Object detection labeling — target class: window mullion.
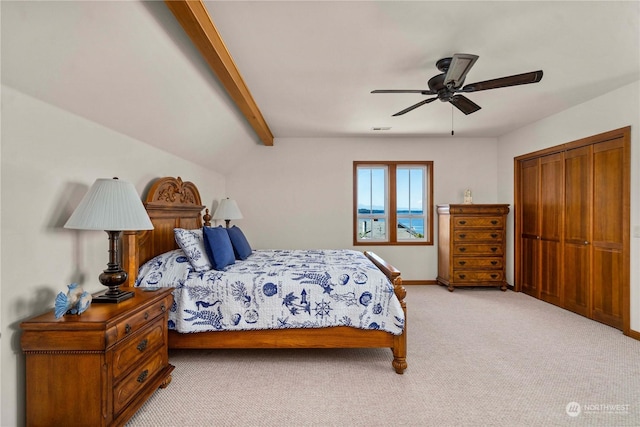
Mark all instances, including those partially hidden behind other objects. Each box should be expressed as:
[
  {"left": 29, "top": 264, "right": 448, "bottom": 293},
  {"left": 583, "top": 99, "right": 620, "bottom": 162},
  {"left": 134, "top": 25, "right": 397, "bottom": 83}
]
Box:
[{"left": 389, "top": 164, "right": 397, "bottom": 242}]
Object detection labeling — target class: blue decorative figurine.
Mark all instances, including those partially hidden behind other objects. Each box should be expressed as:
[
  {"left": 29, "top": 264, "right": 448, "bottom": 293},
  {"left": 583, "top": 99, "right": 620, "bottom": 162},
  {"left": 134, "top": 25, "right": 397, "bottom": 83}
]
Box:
[{"left": 54, "top": 283, "right": 92, "bottom": 318}]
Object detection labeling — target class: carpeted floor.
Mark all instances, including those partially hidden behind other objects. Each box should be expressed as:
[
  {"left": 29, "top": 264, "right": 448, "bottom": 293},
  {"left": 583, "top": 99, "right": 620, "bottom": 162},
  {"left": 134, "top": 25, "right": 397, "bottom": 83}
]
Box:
[{"left": 127, "top": 285, "right": 640, "bottom": 426}]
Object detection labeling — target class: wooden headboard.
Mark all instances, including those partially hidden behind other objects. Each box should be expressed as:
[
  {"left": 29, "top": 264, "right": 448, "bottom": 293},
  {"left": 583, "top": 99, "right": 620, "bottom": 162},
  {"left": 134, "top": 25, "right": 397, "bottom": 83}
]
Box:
[{"left": 122, "top": 177, "right": 209, "bottom": 287}]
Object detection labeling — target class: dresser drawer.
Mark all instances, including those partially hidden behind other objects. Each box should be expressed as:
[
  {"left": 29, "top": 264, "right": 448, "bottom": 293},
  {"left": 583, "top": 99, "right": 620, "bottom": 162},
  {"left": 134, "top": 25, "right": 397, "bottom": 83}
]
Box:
[
  {"left": 113, "top": 317, "right": 165, "bottom": 379},
  {"left": 452, "top": 271, "right": 504, "bottom": 282},
  {"left": 454, "top": 257, "right": 503, "bottom": 269},
  {"left": 113, "top": 351, "right": 166, "bottom": 416},
  {"left": 454, "top": 230, "right": 502, "bottom": 241},
  {"left": 454, "top": 244, "right": 503, "bottom": 255},
  {"left": 115, "top": 296, "right": 169, "bottom": 342},
  {"left": 454, "top": 216, "right": 504, "bottom": 228}
]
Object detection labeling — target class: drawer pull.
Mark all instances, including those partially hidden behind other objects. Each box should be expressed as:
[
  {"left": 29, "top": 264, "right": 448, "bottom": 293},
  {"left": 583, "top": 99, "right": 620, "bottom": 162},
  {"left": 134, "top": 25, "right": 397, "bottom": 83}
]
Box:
[
  {"left": 144, "top": 312, "right": 149, "bottom": 320},
  {"left": 161, "top": 304, "right": 166, "bottom": 313},
  {"left": 137, "top": 339, "right": 148, "bottom": 352},
  {"left": 458, "top": 261, "right": 466, "bottom": 266},
  {"left": 491, "top": 274, "right": 498, "bottom": 279},
  {"left": 491, "top": 233, "right": 498, "bottom": 238},
  {"left": 458, "top": 247, "right": 466, "bottom": 252},
  {"left": 458, "top": 274, "right": 466, "bottom": 279},
  {"left": 125, "top": 324, "right": 131, "bottom": 334},
  {"left": 459, "top": 220, "right": 467, "bottom": 225},
  {"left": 491, "top": 220, "right": 498, "bottom": 225},
  {"left": 459, "top": 234, "right": 466, "bottom": 239},
  {"left": 491, "top": 261, "right": 498, "bottom": 265},
  {"left": 137, "top": 370, "right": 149, "bottom": 383},
  {"left": 490, "top": 247, "right": 498, "bottom": 252}
]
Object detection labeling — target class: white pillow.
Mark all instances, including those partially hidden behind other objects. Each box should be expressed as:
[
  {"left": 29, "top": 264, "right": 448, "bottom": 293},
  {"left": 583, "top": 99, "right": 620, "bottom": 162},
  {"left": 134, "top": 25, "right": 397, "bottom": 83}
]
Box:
[{"left": 174, "top": 228, "right": 212, "bottom": 272}]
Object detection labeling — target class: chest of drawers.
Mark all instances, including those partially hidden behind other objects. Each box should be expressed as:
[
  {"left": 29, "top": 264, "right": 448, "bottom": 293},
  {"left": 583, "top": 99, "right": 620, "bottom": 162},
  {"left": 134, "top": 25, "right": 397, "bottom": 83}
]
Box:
[
  {"left": 21, "top": 287, "right": 174, "bottom": 427},
  {"left": 437, "top": 204, "right": 510, "bottom": 291}
]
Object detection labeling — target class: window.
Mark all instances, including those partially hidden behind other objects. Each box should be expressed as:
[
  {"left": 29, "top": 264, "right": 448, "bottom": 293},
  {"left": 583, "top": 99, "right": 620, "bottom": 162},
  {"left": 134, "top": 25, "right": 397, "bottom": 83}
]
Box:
[{"left": 354, "top": 161, "right": 433, "bottom": 245}]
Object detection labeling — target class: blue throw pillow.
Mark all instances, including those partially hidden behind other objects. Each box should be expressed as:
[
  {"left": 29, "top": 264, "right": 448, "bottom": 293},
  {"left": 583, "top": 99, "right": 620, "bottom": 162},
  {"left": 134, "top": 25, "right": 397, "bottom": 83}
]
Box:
[
  {"left": 203, "top": 226, "right": 236, "bottom": 270},
  {"left": 226, "top": 226, "right": 253, "bottom": 260}
]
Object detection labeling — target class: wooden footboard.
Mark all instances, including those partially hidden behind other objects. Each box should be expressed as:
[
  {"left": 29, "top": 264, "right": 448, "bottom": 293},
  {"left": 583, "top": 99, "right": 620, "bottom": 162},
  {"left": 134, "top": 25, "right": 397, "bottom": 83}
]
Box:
[{"left": 122, "top": 177, "right": 408, "bottom": 373}]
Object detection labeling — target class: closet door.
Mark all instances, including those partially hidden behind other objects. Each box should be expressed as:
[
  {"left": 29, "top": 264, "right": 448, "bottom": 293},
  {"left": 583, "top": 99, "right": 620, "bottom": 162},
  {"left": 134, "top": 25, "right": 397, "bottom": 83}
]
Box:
[
  {"left": 591, "top": 138, "right": 625, "bottom": 329},
  {"left": 539, "top": 153, "right": 563, "bottom": 306},
  {"left": 519, "top": 158, "right": 540, "bottom": 298},
  {"left": 563, "top": 146, "right": 592, "bottom": 318}
]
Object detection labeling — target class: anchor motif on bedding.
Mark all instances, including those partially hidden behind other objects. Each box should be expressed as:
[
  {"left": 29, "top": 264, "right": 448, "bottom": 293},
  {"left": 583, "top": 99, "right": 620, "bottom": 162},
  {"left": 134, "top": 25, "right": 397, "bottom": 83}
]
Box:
[{"left": 291, "top": 272, "right": 334, "bottom": 294}]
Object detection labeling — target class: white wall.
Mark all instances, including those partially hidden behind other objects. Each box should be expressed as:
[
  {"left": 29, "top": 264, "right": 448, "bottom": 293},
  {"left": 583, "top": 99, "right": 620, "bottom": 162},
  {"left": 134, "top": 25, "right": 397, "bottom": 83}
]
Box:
[
  {"left": 497, "top": 80, "right": 640, "bottom": 332},
  {"left": 0, "top": 86, "right": 226, "bottom": 427},
  {"left": 227, "top": 136, "right": 499, "bottom": 281}
]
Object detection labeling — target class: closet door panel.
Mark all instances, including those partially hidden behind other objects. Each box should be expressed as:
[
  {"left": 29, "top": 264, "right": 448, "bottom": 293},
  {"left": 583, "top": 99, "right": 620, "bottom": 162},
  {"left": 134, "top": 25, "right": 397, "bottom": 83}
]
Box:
[
  {"left": 520, "top": 158, "right": 539, "bottom": 297},
  {"left": 563, "top": 146, "right": 592, "bottom": 317},
  {"left": 591, "top": 138, "right": 625, "bottom": 328},
  {"left": 539, "top": 153, "right": 563, "bottom": 306}
]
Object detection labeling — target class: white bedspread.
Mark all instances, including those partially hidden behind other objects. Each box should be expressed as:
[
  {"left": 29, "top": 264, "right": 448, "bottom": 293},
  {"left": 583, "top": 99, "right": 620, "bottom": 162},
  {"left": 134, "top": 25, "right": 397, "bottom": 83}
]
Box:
[{"left": 136, "top": 249, "right": 405, "bottom": 335}]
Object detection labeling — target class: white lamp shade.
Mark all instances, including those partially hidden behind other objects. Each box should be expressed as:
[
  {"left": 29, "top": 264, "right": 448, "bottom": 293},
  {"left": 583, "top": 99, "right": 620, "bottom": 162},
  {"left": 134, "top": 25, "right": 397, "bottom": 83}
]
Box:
[
  {"left": 212, "top": 198, "right": 243, "bottom": 220},
  {"left": 64, "top": 178, "right": 154, "bottom": 231}
]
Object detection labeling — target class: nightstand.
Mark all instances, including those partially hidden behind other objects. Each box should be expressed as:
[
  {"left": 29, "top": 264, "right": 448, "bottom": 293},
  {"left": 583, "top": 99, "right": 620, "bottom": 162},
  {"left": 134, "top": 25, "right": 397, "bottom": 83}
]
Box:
[{"left": 21, "top": 287, "right": 174, "bottom": 427}]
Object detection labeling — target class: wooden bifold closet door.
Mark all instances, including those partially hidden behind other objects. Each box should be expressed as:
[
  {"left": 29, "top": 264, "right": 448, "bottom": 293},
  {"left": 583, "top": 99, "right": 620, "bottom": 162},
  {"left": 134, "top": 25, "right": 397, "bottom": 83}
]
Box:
[{"left": 515, "top": 127, "right": 630, "bottom": 332}]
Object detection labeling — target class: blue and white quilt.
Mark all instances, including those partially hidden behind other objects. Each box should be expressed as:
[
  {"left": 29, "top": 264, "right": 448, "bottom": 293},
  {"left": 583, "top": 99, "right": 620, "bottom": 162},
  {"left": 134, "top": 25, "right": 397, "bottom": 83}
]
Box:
[{"left": 136, "top": 249, "right": 405, "bottom": 335}]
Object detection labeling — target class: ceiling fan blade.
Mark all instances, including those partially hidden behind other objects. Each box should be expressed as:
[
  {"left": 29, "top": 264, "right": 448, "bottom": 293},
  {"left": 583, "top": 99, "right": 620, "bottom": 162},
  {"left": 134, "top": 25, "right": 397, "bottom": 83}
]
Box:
[
  {"left": 450, "top": 95, "right": 481, "bottom": 115},
  {"left": 462, "top": 70, "right": 543, "bottom": 92},
  {"left": 444, "top": 53, "right": 479, "bottom": 88},
  {"left": 392, "top": 97, "right": 438, "bottom": 116},
  {"left": 372, "top": 89, "right": 437, "bottom": 95}
]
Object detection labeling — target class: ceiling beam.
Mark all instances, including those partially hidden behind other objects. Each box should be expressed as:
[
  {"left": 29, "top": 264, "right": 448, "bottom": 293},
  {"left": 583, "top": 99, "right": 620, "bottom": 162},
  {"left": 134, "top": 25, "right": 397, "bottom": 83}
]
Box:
[{"left": 165, "top": 0, "right": 274, "bottom": 146}]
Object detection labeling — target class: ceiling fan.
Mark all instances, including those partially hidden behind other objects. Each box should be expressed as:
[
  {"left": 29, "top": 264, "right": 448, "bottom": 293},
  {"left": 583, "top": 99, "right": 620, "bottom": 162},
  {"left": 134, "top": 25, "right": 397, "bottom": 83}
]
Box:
[{"left": 372, "top": 53, "right": 543, "bottom": 116}]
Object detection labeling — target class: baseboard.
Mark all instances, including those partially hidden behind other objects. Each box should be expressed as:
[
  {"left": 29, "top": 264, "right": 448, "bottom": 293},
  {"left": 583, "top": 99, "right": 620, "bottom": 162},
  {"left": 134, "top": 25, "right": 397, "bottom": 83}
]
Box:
[
  {"left": 403, "top": 280, "right": 438, "bottom": 286},
  {"left": 626, "top": 328, "right": 640, "bottom": 341}
]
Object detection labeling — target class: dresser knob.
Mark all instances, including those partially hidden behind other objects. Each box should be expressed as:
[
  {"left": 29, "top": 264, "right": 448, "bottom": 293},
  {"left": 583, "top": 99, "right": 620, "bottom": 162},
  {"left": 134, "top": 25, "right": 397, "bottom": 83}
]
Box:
[
  {"left": 458, "top": 274, "right": 466, "bottom": 279},
  {"left": 459, "top": 247, "right": 466, "bottom": 252},
  {"left": 491, "top": 247, "right": 498, "bottom": 252},
  {"left": 491, "top": 274, "right": 498, "bottom": 279},
  {"left": 491, "top": 233, "right": 498, "bottom": 238},
  {"left": 125, "top": 324, "right": 131, "bottom": 334},
  {"left": 459, "top": 220, "right": 467, "bottom": 225},
  {"left": 491, "top": 261, "right": 497, "bottom": 265},
  {"left": 491, "top": 220, "right": 498, "bottom": 225},
  {"left": 137, "top": 339, "right": 148, "bottom": 352},
  {"left": 161, "top": 304, "right": 166, "bottom": 313},
  {"left": 144, "top": 312, "right": 149, "bottom": 320},
  {"left": 458, "top": 261, "right": 466, "bottom": 266},
  {"left": 459, "top": 234, "right": 466, "bottom": 239},
  {"left": 137, "top": 370, "right": 149, "bottom": 383}
]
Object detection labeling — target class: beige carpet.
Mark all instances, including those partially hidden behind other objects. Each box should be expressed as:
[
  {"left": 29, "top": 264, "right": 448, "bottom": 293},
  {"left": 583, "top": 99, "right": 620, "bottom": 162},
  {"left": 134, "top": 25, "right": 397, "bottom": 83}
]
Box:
[{"left": 127, "top": 286, "right": 640, "bottom": 426}]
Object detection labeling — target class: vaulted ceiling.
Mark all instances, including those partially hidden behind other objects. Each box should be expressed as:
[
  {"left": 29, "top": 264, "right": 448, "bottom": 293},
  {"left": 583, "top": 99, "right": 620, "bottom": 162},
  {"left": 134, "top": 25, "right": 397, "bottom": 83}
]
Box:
[{"left": 3, "top": 1, "right": 639, "bottom": 173}]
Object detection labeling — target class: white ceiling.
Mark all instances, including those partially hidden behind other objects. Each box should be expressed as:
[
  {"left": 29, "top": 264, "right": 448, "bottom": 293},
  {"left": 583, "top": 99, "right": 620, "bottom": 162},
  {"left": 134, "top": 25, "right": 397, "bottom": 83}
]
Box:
[
  {"left": 206, "top": 0, "right": 640, "bottom": 138},
  {"left": 3, "top": 1, "right": 639, "bottom": 172}
]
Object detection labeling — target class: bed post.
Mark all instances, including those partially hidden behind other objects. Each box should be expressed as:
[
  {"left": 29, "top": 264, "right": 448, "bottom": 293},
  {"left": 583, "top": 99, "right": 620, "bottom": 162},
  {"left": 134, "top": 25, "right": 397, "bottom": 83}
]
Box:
[
  {"left": 363, "top": 251, "right": 408, "bottom": 374},
  {"left": 122, "top": 231, "right": 139, "bottom": 288}
]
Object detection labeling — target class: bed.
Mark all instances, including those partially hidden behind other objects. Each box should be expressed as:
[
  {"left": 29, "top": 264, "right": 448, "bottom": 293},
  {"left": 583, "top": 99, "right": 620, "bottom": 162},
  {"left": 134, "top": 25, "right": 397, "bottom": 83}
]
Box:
[{"left": 122, "top": 176, "right": 407, "bottom": 374}]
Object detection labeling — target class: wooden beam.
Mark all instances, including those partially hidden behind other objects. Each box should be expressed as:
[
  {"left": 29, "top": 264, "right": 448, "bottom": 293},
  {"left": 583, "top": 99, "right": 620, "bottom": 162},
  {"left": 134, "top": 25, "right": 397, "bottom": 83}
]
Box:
[{"left": 165, "top": 0, "right": 274, "bottom": 146}]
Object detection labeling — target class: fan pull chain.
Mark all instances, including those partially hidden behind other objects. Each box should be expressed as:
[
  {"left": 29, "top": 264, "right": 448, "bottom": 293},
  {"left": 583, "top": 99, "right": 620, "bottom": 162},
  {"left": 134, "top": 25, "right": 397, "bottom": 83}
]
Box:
[{"left": 451, "top": 106, "right": 454, "bottom": 136}]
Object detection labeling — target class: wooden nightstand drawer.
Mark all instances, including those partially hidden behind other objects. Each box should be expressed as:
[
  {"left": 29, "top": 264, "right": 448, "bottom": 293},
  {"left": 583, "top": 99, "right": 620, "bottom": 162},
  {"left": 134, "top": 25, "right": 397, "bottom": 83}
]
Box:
[
  {"left": 454, "top": 230, "right": 502, "bottom": 241},
  {"left": 113, "top": 351, "right": 166, "bottom": 416},
  {"left": 454, "top": 216, "right": 504, "bottom": 228},
  {"left": 113, "top": 317, "right": 165, "bottom": 379},
  {"left": 452, "top": 270, "right": 504, "bottom": 282},
  {"left": 115, "top": 296, "right": 169, "bottom": 342},
  {"left": 454, "top": 257, "right": 503, "bottom": 269}
]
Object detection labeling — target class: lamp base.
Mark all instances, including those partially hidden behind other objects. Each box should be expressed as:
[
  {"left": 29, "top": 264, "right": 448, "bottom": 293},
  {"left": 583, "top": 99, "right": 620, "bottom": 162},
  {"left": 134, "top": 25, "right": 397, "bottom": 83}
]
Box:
[{"left": 92, "top": 289, "right": 135, "bottom": 304}]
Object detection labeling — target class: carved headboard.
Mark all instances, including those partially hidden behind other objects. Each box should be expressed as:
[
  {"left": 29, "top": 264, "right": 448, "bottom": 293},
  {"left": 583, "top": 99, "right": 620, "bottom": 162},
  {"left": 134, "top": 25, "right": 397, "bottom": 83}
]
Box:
[{"left": 122, "top": 177, "right": 209, "bottom": 287}]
